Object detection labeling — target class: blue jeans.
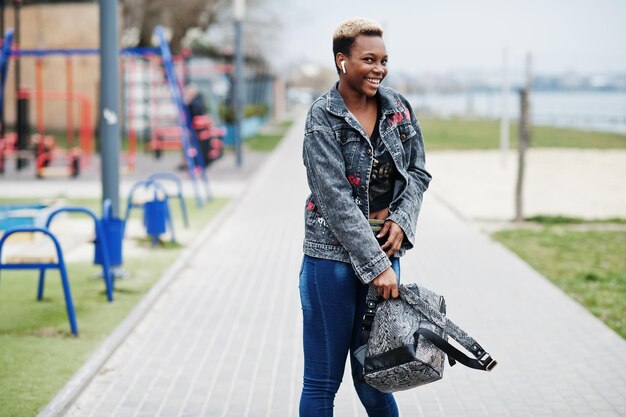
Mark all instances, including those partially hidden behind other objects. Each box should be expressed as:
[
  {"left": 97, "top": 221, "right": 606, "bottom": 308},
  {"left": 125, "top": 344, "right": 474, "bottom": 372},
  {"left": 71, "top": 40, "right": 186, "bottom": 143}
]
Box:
[{"left": 299, "top": 255, "right": 401, "bottom": 417}]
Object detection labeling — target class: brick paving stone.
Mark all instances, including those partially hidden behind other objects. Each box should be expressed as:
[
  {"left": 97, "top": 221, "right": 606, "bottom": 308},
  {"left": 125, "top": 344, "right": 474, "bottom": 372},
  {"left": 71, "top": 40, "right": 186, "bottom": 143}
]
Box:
[
  {"left": 60, "top": 110, "right": 626, "bottom": 417},
  {"left": 510, "top": 411, "right": 533, "bottom": 417}
]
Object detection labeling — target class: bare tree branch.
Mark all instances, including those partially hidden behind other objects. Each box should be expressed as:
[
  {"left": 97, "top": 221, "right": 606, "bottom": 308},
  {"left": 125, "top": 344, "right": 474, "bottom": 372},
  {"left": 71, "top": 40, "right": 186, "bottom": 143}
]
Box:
[{"left": 27, "top": 0, "right": 275, "bottom": 56}]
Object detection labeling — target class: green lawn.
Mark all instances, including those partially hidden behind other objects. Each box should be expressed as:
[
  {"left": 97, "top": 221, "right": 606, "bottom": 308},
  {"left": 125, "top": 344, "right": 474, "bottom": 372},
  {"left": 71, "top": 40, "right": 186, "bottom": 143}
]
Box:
[
  {"left": 421, "top": 117, "right": 626, "bottom": 150},
  {"left": 493, "top": 227, "right": 626, "bottom": 339},
  {"left": 0, "top": 197, "right": 229, "bottom": 417},
  {"left": 245, "top": 120, "right": 294, "bottom": 152}
]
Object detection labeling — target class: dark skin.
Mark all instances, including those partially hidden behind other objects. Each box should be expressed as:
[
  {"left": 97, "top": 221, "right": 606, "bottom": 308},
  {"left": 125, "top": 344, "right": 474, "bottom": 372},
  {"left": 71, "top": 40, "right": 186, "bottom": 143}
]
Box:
[{"left": 336, "top": 34, "right": 402, "bottom": 300}]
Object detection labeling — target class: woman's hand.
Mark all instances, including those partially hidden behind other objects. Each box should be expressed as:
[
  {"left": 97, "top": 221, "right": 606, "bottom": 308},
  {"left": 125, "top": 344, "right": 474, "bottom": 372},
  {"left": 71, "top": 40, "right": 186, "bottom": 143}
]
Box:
[
  {"left": 377, "top": 220, "right": 404, "bottom": 257},
  {"left": 372, "top": 267, "right": 399, "bottom": 299}
]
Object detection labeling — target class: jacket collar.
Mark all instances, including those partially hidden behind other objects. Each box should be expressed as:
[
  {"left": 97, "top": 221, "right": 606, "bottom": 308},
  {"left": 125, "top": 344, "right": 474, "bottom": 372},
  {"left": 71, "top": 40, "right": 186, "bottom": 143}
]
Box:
[{"left": 325, "top": 82, "right": 405, "bottom": 119}]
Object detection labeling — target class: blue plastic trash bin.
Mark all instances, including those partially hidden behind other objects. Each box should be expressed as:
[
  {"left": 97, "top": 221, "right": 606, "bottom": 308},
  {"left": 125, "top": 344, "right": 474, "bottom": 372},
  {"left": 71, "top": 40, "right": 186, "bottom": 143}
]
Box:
[
  {"left": 95, "top": 217, "right": 124, "bottom": 267},
  {"left": 144, "top": 199, "right": 168, "bottom": 243}
]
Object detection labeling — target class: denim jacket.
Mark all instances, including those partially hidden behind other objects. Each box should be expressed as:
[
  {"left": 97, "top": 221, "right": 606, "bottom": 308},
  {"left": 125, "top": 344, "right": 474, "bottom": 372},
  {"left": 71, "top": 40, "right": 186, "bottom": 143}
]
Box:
[{"left": 302, "top": 83, "right": 432, "bottom": 284}]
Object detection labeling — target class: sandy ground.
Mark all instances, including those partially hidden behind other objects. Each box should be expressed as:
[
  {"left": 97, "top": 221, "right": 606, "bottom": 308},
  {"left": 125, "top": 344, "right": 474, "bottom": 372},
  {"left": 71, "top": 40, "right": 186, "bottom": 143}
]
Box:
[{"left": 426, "top": 148, "right": 626, "bottom": 222}]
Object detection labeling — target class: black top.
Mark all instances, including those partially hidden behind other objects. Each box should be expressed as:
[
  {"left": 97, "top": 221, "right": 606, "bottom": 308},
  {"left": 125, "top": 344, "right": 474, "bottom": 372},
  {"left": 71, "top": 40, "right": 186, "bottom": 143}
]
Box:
[{"left": 368, "top": 104, "right": 398, "bottom": 212}]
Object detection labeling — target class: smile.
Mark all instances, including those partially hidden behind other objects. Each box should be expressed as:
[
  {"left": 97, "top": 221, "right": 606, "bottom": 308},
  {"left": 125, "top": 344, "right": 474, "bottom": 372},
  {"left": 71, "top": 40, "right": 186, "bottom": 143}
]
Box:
[{"left": 366, "top": 78, "right": 381, "bottom": 86}]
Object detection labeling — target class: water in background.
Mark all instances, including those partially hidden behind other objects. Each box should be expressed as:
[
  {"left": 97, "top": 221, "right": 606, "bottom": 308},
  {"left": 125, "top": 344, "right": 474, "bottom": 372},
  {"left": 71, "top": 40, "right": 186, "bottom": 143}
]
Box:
[{"left": 408, "top": 91, "right": 626, "bottom": 134}]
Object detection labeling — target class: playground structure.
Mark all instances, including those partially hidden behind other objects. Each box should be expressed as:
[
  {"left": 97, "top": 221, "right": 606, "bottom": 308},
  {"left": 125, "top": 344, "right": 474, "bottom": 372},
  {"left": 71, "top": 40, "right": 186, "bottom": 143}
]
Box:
[
  {"left": 0, "top": 23, "right": 280, "bottom": 183},
  {"left": 0, "top": 30, "right": 97, "bottom": 177},
  {"left": 0, "top": 27, "right": 229, "bottom": 203},
  {"left": 122, "top": 50, "right": 227, "bottom": 167}
]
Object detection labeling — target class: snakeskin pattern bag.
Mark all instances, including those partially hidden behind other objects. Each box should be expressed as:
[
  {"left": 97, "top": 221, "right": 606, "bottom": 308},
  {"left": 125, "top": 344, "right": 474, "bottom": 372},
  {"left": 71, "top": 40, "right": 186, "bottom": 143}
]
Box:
[{"left": 354, "top": 283, "right": 497, "bottom": 393}]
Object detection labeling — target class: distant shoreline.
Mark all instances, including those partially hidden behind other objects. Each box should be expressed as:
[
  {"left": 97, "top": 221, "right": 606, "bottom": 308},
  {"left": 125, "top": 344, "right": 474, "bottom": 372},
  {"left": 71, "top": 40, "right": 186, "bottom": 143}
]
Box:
[{"left": 409, "top": 90, "right": 626, "bottom": 134}]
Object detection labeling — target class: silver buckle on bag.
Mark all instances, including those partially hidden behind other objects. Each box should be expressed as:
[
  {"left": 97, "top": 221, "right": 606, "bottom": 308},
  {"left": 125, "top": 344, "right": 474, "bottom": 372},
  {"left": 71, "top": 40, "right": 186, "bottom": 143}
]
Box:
[{"left": 479, "top": 353, "right": 497, "bottom": 371}]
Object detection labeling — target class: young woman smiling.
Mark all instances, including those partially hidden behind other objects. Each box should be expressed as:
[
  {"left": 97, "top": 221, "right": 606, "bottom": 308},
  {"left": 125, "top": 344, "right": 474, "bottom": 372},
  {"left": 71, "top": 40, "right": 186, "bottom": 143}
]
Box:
[{"left": 299, "top": 17, "right": 432, "bottom": 416}]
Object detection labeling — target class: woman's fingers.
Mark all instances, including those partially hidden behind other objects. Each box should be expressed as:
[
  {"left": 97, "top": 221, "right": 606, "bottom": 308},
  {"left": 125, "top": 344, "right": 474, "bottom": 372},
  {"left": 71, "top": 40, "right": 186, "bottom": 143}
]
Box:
[
  {"left": 376, "top": 221, "right": 390, "bottom": 239},
  {"left": 373, "top": 268, "right": 399, "bottom": 300},
  {"left": 380, "top": 221, "right": 404, "bottom": 256},
  {"left": 391, "top": 285, "right": 399, "bottom": 299},
  {"left": 381, "top": 282, "right": 399, "bottom": 300}
]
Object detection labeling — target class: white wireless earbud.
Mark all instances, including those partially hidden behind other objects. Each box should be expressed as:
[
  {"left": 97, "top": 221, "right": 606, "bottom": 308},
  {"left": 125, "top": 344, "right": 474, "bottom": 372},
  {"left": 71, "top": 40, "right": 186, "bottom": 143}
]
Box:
[{"left": 341, "top": 61, "right": 346, "bottom": 74}]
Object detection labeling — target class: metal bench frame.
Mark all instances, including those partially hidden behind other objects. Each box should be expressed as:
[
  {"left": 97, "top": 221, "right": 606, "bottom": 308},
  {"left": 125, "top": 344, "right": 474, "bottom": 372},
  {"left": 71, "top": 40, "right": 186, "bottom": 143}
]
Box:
[
  {"left": 0, "top": 227, "right": 78, "bottom": 335},
  {"left": 44, "top": 206, "right": 115, "bottom": 302}
]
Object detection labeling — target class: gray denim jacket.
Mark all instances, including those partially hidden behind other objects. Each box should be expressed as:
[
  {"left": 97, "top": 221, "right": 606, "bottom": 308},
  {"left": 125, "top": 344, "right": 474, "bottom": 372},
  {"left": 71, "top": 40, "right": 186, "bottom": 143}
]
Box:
[{"left": 302, "top": 83, "right": 432, "bottom": 284}]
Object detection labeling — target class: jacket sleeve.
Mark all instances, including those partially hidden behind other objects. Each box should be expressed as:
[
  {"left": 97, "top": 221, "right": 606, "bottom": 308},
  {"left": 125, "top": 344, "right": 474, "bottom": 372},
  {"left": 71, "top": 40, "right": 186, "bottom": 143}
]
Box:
[
  {"left": 387, "top": 101, "right": 432, "bottom": 249},
  {"left": 303, "top": 124, "right": 391, "bottom": 284}
]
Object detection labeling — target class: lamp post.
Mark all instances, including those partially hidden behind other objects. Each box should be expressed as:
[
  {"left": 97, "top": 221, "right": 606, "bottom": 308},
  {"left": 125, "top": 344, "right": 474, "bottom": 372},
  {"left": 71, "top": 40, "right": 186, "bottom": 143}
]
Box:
[
  {"left": 233, "top": 0, "right": 245, "bottom": 167},
  {"left": 99, "top": 0, "right": 121, "bottom": 216}
]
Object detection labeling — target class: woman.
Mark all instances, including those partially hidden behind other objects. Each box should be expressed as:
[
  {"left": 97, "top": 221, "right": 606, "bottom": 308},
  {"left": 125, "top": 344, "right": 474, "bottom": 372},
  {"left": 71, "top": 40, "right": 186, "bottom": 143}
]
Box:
[{"left": 299, "top": 17, "right": 432, "bottom": 416}]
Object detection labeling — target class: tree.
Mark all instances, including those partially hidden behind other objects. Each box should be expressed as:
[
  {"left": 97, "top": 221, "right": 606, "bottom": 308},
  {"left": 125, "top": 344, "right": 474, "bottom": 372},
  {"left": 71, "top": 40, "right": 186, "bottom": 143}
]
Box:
[{"left": 121, "top": 0, "right": 276, "bottom": 56}]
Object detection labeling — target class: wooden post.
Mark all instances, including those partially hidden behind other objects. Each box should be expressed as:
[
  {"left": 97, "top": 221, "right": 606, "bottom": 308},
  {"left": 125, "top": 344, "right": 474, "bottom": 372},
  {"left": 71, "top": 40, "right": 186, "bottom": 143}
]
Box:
[
  {"left": 514, "top": 53, "right": 532, "bottom": 222},
  {"left": 515, "top": 88, "right": 529, "bottom": 221},
  {"left": 500, "top": 48, "right": 509, "bottom": 166}
]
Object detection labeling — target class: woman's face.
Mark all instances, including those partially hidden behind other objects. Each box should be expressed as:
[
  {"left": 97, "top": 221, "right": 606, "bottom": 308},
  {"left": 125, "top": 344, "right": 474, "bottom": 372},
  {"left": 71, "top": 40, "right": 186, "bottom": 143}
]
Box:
[{"left": 341, "top": 35, "right": 388, "bottom": 97}]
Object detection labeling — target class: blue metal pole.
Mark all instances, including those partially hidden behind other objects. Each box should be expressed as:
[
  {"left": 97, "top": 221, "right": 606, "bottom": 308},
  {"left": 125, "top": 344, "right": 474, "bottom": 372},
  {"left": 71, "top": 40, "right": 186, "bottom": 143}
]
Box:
[
  {"left": 99, "top": 0, "right": 121, "bottom": 217},
  {"left": 234, "top": 18, "right": 244, "bottom": 168},
  {"left": 13, "top": 0, "right": 19, "bottom": 95},
  {"left": 0, "top": 0, "right": 5, "bottom": 138}
]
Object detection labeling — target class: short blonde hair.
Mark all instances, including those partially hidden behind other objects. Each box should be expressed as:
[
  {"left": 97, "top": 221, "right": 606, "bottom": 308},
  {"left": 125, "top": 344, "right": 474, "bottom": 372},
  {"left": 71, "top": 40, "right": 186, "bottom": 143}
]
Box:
[
  {"left": 332, "top": 17, "right": 383, "bottom": 43},
  {"left": 332, "top": 18, "right": 383, "bottom": 72}
]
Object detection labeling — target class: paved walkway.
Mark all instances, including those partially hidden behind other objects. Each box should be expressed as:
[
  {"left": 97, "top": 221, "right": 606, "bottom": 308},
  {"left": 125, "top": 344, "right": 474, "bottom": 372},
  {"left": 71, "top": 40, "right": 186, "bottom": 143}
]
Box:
[{"left": 47, "top": 114, "right": 626, "bottom": 416}]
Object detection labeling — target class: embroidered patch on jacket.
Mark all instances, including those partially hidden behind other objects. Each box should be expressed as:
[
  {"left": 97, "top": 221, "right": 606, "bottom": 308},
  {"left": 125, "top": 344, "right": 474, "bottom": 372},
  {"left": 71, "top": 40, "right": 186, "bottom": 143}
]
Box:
[
  {"left": 348, "top": 175, "right": 361, "bottom": 185},
  {"left": 306, "top": 201, "right": 321, "bottom": 213},
  {"left": 388, "top": 108, "right": 412, "bottom": 127}
]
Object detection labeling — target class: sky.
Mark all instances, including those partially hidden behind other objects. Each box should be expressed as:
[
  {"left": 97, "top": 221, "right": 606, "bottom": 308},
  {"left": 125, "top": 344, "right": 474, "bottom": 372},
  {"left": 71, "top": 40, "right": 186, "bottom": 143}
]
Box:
[{"left": 267, "top": 0, "right": 626, "bottom": 76}]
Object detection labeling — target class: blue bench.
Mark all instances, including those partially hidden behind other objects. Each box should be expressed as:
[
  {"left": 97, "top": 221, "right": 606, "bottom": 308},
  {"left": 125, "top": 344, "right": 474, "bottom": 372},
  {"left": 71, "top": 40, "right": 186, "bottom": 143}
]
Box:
[{"left": 0, "top": 227, "right": 78, "bottom": 335}]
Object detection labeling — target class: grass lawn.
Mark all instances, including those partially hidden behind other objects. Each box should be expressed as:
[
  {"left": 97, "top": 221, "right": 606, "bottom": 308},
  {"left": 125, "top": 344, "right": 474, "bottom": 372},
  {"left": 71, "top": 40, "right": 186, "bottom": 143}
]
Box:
[
  {"left": 0, "top": 197, "right": 229, "bottom": 417},
  {"left": 421, "top": 117, "right": 626, "bottom": 150},
  {"left": 245, "top": 119, "right": 294, "bottom": 152},
  {"left": 492, "top": 226, "right": 626, "bottom": 339}
]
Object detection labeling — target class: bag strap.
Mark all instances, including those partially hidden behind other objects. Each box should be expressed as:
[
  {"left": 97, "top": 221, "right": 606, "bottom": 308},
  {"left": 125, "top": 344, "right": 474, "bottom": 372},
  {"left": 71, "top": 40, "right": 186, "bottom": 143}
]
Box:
[
  {"left": 415, "top": 328, "right": 497, "bottom": 371},
  {"left": 360, "top": 297, "right": 378, "bottom": 346},
  {"left": 399, "top": 285, "right": 497, "bottom": 371}
]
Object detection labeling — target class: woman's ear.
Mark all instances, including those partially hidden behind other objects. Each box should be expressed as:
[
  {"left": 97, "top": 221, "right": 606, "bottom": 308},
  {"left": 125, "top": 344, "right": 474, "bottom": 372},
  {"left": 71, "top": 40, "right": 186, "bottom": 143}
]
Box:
[{"left": 335, "top": 53, "right": 346, "bottom": 73}]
